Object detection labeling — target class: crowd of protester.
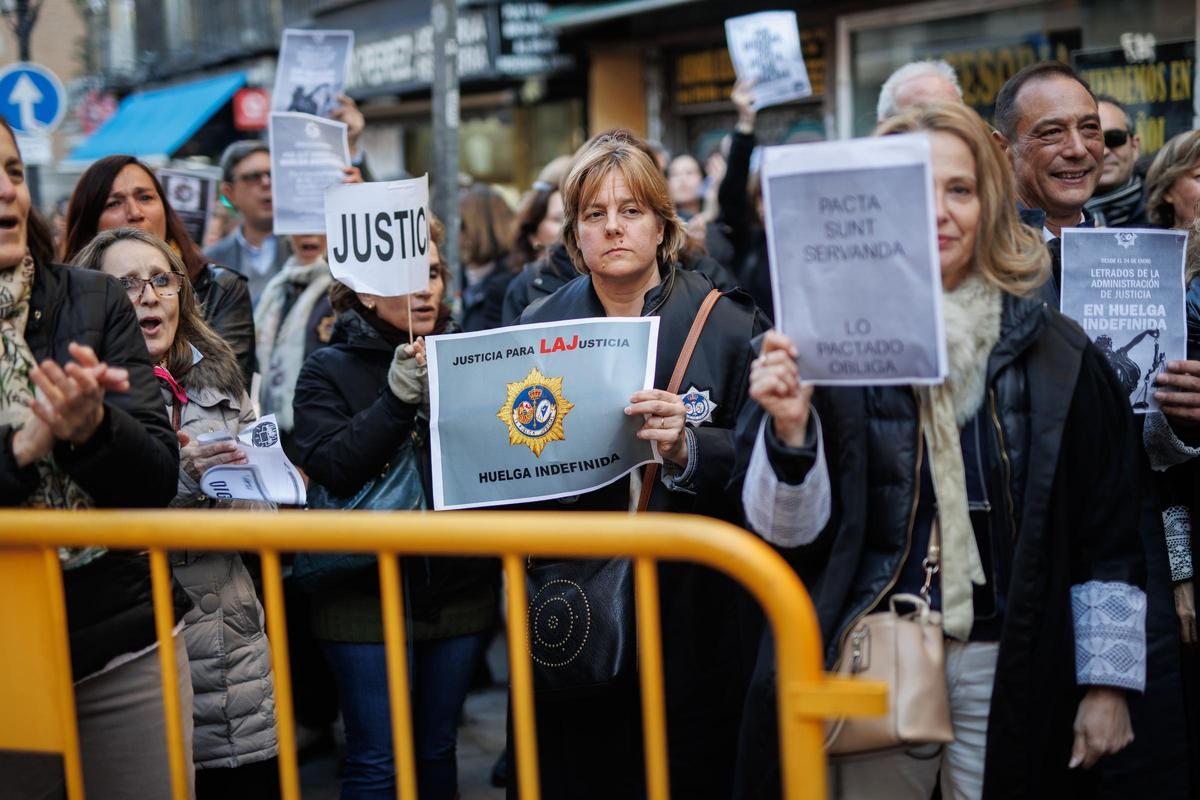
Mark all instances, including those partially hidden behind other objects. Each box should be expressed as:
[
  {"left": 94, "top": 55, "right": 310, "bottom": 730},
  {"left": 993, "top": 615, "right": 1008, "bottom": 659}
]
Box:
[{"left": 1, "top": 57, "right": 1199, "bottom": 800}]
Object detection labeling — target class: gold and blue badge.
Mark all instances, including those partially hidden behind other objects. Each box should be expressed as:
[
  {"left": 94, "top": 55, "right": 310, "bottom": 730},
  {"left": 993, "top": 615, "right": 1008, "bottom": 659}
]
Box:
[
  {"left": 498, "top": 366, "right": 574, "bottom": 457},
  {"left": 682, "top": 385, "right": 717, "bottom": 427}
]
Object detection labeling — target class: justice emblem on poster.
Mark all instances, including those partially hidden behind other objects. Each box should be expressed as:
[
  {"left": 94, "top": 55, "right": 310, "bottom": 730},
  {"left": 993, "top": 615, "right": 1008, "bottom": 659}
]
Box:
[{"left": 499, "top": 367, "right": 574, "bottom": 457}]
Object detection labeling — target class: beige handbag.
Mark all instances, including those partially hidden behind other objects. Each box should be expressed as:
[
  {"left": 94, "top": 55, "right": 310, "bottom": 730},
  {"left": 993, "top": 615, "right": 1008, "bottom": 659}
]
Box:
[{"left": 825, "top": 521, "right": 954, "bottom": 755}]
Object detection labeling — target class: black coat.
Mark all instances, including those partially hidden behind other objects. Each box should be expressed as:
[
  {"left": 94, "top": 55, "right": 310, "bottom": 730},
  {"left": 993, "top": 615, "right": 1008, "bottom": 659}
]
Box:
[
  {"left": 515, "top": 266, "right": 770, "bottom": 799},
  {"left": 193, "top": 263, "right": 255, "bottom": 390},
  {"left": 462, "top": 259, "right": 517, "bottom": 332},
  {"left": 291, "top": 310, "right": 497, "bottom": 632},
  {"left": 0, "top": 261, "right": 183, "bottom": 680},
  {"left": 716, "top": 129, "right": 773, "bottom": 322},
  {"left": 732, "top": 293, "right": 1147, "bottom": 799},
  {"left": 502, "top": 243, "right": 577, "bottom": 326}
]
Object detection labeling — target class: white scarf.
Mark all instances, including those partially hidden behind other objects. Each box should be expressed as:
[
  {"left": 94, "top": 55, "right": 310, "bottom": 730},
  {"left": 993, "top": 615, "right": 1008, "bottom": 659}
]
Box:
[
  {"left": 254, "top": 256, "right": 332, "bottom": 432},
  {"left": 917, "top": 272, "right": 1003, "bottom": 640}
]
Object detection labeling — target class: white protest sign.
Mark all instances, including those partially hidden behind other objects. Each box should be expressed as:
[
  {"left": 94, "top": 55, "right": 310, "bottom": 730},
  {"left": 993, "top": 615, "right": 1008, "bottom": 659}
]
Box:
[
  {"left": 1060, "top": 228, "right": 1187, "bottom": 413},
  {"left": 324, "top": 175, "right": 431, "bottom": 297},
  {"left": 268, "top": 111, "right": 349, "bottom": 234},
  {"left": 427, "top": 317, "right": 660, "bottom": 510},
  {"left": 200, "top": 415, "right": 306, "bottom": 505},
  {"left": 762, "top": 132, "right": 946, "bottom": 385},
  {"left": 273, "top": 29, "right": 355, "bottom": 118},
  {"left": 725, "top": 11, "right": 812, "bottom": 110}
]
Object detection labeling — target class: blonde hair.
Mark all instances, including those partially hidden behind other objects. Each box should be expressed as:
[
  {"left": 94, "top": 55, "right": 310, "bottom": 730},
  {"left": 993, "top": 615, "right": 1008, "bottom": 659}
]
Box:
[
  {"left": 876, "top": 102, "right": 1050, "bottom": 297},
  {"left": 1187, "top": 216, "right": 1200, "bottom": 286},
  {"left": 1145, "top": 130, "right": 1200, "bottom": 228},
  {"left": 560, "top": 129, "right": 687, "bottom": 274},
  {"left": 71, "top": 227, "right": 236, "bottom": 382}
]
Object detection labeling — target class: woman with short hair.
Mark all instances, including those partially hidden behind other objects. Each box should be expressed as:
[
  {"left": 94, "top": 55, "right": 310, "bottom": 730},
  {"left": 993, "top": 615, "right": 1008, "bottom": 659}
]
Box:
[
  {"left": 513, "top": 128, "right": 769, "bottom": 799},
  {"left": 733, "top": 102, "right": 1146, "bottom": 799},
  {"left": 72, "top": 226, "right": 280, "bottom": 799}
]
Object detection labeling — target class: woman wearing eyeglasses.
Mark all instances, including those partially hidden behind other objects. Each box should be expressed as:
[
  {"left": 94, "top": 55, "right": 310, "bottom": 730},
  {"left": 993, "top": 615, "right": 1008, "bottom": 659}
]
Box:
[{"left": 72, "top": 227, "right": 281, "bottom": 800}]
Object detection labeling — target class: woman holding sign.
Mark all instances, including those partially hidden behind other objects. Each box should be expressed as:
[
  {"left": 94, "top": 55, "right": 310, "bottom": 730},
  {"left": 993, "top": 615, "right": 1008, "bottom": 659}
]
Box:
[
  {"left": 515, "top": 128, "right": 770, "bottom": 799},
  {"left": 733, "top": 102, "right": 1146, "bottom": 799},
  {"left": 292, "top": 217, "right": 498, "bottom": 800}
]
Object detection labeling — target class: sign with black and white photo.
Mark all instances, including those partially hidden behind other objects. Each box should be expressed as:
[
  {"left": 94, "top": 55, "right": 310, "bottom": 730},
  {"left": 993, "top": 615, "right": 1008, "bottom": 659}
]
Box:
[
  {"left": 323, "top": 175, "right": 430, "bottom": 297},
  {"left": 427, "top": 318, "right": 660, "bottom": 510},
  {"left": 157, "top": 167, "right": 218, "bottom": 246},
  {"left": 1060, "top": 228, "right": 1187, "bottom": 413},
  {"left": 273, "top": 29, "right": 355, "bottom": 118},
  {"left": 762, "top": 133, "right": 946, "bottom": 385},
  {"left": 724, "top": 10, "right": 812, "bottom": 110},
  {"left": 268, "top": 112, "right": 349, "bottom": 235}
]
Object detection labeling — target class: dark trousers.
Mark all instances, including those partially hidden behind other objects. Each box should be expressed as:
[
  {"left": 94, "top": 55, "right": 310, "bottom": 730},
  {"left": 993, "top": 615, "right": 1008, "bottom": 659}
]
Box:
[{"left": 195, "top": 758, "right": 280, "bottom": 800}]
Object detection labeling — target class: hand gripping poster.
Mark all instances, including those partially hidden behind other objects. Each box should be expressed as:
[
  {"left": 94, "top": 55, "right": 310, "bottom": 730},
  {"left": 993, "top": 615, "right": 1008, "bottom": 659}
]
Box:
[
  {"left": 761, "top": 132, "right": 947, "bottom": 385},
  {"left": 427, "top": 318, "right": 660, "bottom": 510},
  {"left": 1060, "top": 228, "right": 1187, "bottom": 413}
]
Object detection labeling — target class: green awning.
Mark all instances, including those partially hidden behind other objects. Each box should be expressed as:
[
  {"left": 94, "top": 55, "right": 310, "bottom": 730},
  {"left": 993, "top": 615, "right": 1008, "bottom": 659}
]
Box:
[{"left": 542, "top": 0, "right": 700, "bottom": 32}]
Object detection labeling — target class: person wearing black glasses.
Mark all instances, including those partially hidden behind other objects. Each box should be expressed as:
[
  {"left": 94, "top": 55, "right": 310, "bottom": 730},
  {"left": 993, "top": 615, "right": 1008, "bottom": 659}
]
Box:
[{"left": 1084, "top": 95, "right": 1148, "bottom": 228}]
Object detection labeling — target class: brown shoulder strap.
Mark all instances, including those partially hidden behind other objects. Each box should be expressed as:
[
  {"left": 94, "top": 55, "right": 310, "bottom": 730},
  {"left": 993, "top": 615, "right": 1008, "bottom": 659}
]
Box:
[{"left": 637, "top": 288, "right": 722, "bottom": 512}]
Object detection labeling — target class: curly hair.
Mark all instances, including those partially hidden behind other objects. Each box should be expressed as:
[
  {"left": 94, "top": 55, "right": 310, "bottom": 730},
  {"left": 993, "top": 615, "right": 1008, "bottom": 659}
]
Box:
[
  {"left": 560, "top": 129, "right": 687, "bottom": 275},
  {"left": 876, "top": 102, "right": 1050, "bottom": 297}
]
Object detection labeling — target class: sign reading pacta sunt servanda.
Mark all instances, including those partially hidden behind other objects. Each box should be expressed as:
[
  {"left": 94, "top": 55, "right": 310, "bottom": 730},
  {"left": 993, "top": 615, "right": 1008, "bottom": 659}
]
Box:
[
  {"left": 762, "top": 132, "right": 947, "bottom": 385},
  {"left": 323, "top": 175, "right": 431, "bottom": 297},
  {"left": 427, "top": 317, "right": 660, "bottom": 510}
]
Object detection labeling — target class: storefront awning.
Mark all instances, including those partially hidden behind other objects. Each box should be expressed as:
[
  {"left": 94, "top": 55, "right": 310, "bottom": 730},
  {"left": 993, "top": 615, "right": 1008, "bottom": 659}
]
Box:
[
  {"left": 542, "top": 0, "right": 700, "bottom": 32},
  {"left": 67, "top": 72, "right": 246, "bottom": 164}
]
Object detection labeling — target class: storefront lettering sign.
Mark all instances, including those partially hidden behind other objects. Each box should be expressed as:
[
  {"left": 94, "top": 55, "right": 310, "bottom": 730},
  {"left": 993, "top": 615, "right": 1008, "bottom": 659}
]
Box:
[
  {"left": 1073, "top": 40, "right": 1195, "bottom": 155},
  {"left": 348, "top": 12, "right": 492, "bottom": 92},
  {"left": 497, "top": 3, "right": 574, "bottom": 75}
]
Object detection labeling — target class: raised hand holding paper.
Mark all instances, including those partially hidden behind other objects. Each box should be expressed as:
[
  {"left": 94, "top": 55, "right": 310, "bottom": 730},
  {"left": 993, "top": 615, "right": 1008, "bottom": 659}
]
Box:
[
  {"left": 1059, "top": 228, "right": 1187, "bottom": 413},
  {"left": 324, "top": 175, "right": 431, "bottom": 297},
  {"left": 427, "top": 317, "right": 660, "bottom": 510},
  {"left": 762, "top": 132, "right": 946, "bottom": 384},
  {"left": 724, "top": 11, "right": 812, "bottom": 110},
  {"left": 273, "top": 29, "right": 355, "bottom": 118},
  {"left": 269, "top": 112, "right": 350, "bottom": 234}
]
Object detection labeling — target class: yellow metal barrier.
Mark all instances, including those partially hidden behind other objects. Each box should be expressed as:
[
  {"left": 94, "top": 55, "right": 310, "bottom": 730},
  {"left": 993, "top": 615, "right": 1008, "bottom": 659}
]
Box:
[{"left": 0, "top": 510, "right": 887, "bottom": 800}]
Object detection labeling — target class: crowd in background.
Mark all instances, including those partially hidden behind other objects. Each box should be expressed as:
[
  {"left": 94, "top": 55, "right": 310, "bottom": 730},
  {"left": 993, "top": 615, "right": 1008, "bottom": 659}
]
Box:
[{"left": 1, "top": 53, "right": 1200, "bottom": 800}]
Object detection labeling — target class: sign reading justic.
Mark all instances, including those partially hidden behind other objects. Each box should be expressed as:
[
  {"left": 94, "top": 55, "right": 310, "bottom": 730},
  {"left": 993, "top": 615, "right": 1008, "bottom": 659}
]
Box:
[
  {"left": 269, "top": 112, "right": 349, "bottom": 235},
  {"left": 724, "top": 11, "right": 812, "bottom": 110},
  {"left": 273, "top": 29, "right": 355, "bottom": 118},
  {"left": 762, "top": 132, "right": 946, "bottom": 385},
  {"left": 324, "top": 175, "right": 431, "bottom": 297},
  {"left": 1060, "top": 228, "right": 1187, "bottom": 413},
  {"left": 427, "top": 318, "right": 660, "bottom": 510}
]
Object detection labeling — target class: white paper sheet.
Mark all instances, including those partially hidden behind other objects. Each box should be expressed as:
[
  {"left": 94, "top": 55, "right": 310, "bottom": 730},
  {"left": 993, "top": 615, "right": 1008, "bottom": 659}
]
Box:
[{"left": 200, "top": 415, "right": 306, "bottom": 506}]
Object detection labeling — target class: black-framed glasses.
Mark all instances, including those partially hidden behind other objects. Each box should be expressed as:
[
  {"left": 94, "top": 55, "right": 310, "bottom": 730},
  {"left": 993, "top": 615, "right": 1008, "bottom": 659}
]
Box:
[
  {"left": 118, "top": 272, "right": 184, "bottom": 299},
  {"left": 1104, "top": 129, "right": 1131, "bottom": 149},
  {"left": 234, "top": 169, "right": 271, "bottom": 185}
]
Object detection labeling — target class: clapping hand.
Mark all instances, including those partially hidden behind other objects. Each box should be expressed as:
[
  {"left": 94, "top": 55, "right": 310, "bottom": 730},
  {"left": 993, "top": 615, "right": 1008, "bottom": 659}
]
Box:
[{"left": 27, "top": 343, "right": 127, "bottom": 446}]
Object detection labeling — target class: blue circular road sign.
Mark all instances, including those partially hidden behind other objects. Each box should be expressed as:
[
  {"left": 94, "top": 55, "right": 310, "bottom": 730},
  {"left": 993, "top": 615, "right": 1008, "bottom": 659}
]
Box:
[{"left": 0, "top": 62, "right": 66, "bottom": 134}]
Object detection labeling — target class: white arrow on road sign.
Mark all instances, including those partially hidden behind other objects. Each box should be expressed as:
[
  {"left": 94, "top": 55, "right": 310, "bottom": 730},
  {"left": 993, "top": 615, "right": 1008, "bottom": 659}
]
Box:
[{"left": 9, "top": 74, "right": 44, "bottom": 132}]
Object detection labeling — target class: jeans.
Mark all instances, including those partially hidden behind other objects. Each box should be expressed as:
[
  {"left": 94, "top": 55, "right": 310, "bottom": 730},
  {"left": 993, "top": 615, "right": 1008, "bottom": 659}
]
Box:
[{"left": 321, "top": 632, "right": 489, "bottom": 800}]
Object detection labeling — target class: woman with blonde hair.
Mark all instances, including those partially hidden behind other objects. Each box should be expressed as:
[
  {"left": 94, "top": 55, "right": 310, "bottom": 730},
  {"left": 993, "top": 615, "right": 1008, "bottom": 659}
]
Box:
[
  {"left": 1145, "top": 130, "right": 1200, "bottom": 229},
  {"left": 513, "top": 128, "right": 769, "bottom": 798},
  {"left": 733, "top": 101, "right": 1145, "bottom": 799}
]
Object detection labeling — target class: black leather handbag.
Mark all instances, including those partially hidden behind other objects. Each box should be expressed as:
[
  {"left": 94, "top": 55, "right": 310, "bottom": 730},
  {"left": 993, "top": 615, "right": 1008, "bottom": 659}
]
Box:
[{"left": 524, "top": 288, "right": 723, "bottom": 698}]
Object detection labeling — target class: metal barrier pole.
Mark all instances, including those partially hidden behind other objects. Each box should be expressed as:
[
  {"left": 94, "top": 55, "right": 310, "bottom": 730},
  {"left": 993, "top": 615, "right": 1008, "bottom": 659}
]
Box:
[
  {"left": 148, "top": 549, "right": 190, "bottom": 800},
  {"left": 260, "top": 550, "right": 301, "bottom": 800},
  {"left": 378, "top": 553, "right": 419, "bottom": 800},
  {"left": 503, "top": 554, "right": 541, "bottom": 800},
  {"left": 635, "top": 557, "right": 670, "bottom": 800}
]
